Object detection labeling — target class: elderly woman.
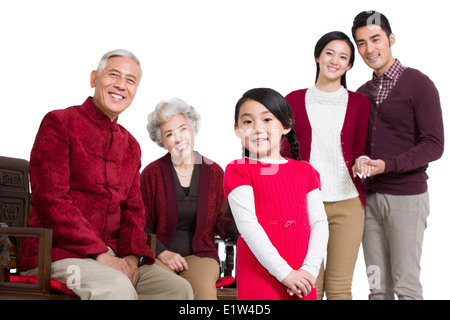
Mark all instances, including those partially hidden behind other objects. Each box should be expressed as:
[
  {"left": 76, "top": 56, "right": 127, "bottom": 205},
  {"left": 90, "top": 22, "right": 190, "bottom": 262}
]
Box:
[{"left": 140, "top": 98, "right": 238, "bottom": 300}]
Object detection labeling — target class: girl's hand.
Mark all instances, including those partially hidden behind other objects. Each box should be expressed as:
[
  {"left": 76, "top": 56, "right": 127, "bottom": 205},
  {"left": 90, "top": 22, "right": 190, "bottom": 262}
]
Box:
[{"left": 282, "top": 269, "right": 315, "bottom": 298}]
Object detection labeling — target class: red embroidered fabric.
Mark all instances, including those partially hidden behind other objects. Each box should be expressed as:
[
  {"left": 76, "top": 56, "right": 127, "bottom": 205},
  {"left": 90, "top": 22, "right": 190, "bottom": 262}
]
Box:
[
  {"left": 9, "top": 275, "right": 75, "bottom": 295},
  {"left": 215, "top": 276, "right": 235, "bottom": 288},
  {"left": 11, "top": 274, "right": 233, "bottom": 292}
]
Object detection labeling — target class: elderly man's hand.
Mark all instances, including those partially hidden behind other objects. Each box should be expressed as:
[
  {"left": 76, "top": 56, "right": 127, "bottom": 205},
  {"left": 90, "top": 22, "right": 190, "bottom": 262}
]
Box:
[
  {"left": 123, "top": 255, "right": 140, "bottom": 286},
  {"left": 96, "top": 253, "right": 140, "bottom": 286}
]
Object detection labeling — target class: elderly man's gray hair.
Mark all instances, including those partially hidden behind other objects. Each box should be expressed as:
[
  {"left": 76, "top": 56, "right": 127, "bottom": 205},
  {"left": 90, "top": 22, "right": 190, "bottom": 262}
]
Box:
[
  {"left": 147, "top": 98, "right": 201, "bottom": 148},
  {"left": 96, "top": 49, "right": 141, "bottom": 73}
]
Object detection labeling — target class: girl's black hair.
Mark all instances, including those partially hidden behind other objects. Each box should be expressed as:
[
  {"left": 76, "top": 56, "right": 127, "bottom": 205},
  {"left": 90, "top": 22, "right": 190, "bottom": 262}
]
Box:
[
  {"left": 234, "top": 88, "right": 301, "bottom": 161},
  {"left": 314, "top": 31, "right": 355, "bottom": 88}
]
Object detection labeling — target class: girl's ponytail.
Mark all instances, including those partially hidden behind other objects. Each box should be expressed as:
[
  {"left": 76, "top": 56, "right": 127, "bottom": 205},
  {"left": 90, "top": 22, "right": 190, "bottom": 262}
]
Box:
[{"left": 286, "top": 126, "right": 301, "bottom": 161}]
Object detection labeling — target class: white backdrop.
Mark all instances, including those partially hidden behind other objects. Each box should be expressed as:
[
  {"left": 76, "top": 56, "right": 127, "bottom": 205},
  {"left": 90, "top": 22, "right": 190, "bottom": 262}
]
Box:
[{"left": 1, "top": 0, "right": 448, "bottom": 300}]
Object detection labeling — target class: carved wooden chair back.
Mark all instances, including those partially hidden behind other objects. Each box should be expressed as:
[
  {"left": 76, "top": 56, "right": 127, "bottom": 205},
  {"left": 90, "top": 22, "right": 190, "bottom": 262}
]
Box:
[{"left": 0, "top": 155, "right": 77, "bottom": 299}]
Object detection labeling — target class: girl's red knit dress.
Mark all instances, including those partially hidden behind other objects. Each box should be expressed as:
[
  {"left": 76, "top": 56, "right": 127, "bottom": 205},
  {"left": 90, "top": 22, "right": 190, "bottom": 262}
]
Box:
[{"left": 224, "top": 157, "right": 320, "bottom": 300}]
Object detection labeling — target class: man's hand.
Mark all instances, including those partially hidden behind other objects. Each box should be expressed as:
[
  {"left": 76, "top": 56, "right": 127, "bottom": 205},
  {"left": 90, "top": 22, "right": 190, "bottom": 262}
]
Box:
[
  {"left": 353, "top": 157, "right": 386, "bottom": 178},
  {"left": 96, "top": 253, "right": 140, "bottom": 286},
  {"left": 365, "top": 159, "right": 385, "bottom": 176},
  {"left": 123, "top": 255, "right": 140, "bottom": 286}
]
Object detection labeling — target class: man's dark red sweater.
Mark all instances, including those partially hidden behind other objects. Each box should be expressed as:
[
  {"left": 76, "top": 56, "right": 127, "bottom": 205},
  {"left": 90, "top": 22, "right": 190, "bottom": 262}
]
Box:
[{"left": 357, "top": 67, "right": 444, "bottom": 195}]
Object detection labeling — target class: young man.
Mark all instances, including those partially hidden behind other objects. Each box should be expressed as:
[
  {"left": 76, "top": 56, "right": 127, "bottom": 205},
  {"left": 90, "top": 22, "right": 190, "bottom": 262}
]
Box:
[
  {"left": 351, "top": 11, "right": 444, "bottom": 300},
  {"left": 20, "top": 49, "right": 193, "bottom": 300}
]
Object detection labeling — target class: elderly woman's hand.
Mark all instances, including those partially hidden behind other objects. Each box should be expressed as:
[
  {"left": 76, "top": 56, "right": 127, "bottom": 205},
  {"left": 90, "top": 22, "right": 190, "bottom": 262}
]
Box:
[{"left": 158, "top": 250, "right": 189, "bottom": 272}]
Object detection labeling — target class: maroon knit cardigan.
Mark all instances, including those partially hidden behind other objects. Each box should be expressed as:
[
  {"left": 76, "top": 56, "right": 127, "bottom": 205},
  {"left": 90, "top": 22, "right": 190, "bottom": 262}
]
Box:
[
  {"left": 140, "top": 152, "right": 234, "bottom": 263},
  {"left": 282, "top": 89, "right": 370, "bottom": 206}
]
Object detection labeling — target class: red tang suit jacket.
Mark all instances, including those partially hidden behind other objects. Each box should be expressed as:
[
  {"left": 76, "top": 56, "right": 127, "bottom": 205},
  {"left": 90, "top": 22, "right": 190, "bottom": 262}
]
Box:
[{"left": 19, "top": 97, "right": 154, "bottom": 271}]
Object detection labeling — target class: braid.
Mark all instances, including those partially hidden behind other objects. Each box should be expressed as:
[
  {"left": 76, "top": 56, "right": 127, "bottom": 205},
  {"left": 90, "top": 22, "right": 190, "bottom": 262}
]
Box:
[
  {"left": 242, "top": 145, "right": 250, "bottom": 158},
  {"left": 286, "top": 127, "right": 301, "bottom": 161}
]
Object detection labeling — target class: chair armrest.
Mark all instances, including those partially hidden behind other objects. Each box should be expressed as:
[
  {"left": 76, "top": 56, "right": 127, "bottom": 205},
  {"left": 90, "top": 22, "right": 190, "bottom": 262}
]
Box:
[
  {"left": 146, "top": 233, "right": 157, "bottom": 256},
  {"left": 0, "top": 227, "right": 53, "bottom": 294},
  {"left": 214, "top": 235, "right": 237, "bottom": 279}
]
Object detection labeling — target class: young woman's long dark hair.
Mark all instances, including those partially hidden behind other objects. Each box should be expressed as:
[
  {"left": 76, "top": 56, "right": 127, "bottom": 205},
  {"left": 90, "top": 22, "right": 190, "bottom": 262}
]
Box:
[
  {"left": 234, "top": 88, "right": 301, "bottom": 161},
  {"left": 314, "top": 31, "right": 355, "bottom": 88}
]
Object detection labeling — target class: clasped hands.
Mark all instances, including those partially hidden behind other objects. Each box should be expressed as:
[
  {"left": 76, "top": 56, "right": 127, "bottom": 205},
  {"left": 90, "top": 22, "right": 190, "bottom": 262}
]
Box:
[
  {"left": 96, "top": 253, "right": 140, "bottom": 286},
  {"left": 282, "top": 269, "right": 315, "bottom": 299},
  {"left": 352, "top": 157, "right": 385, "bottom": 178}
]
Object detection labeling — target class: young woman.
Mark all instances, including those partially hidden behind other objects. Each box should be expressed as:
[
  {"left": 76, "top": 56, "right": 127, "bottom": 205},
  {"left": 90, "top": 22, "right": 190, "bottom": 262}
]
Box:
[
  {"left": 224, "top": 88, "right": 328, "bottom": 300},
  {"left": 282, "top": 31, "right": 370, "bottom": 300}
]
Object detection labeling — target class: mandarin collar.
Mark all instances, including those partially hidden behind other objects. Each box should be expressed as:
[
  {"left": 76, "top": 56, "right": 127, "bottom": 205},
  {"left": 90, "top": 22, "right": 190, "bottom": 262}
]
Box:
[{"left": 82, "top": 97, "right": 119, "bottom": 128}]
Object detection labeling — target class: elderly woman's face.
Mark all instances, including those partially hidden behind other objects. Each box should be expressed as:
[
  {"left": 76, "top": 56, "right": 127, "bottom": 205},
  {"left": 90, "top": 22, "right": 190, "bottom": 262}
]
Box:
[{"left": 160, "top": 113, "right": 195, "bottom": 160}]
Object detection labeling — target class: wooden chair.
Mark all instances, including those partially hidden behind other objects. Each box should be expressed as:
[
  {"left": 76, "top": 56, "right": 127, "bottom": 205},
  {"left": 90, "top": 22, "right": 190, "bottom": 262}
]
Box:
[
  {"left": 215, "top": 236, "right": 237, "bottom": 300},
  {"left": 0, "top": 155, "right": 160, "bottom": 300},
  {"left": 0, "top": 155, "right": 161, "bottom": 300},
  {"left": 0, "top": 155, "right": 78, "bottom": 299}
]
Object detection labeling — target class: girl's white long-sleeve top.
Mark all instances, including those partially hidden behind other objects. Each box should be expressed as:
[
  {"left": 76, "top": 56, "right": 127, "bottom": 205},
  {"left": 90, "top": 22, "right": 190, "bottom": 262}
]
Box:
[{"left": 227, "top": 158, "right": 329, "bottom": 283}]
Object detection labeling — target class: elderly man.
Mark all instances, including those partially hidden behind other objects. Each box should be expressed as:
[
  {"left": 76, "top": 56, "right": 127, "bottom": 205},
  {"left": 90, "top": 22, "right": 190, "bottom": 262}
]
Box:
[{"left": 19, "top": 49, "right": 193, "bottom": 300}]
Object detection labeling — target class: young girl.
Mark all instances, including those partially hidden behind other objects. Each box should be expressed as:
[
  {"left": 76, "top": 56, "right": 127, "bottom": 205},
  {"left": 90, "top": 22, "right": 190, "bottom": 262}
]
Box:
[
  {"left": 282, "top": 31, "right": 370, "bottom": 300},
  {"left": 224, "top": 88, "right": 329, "bottom": 300}
]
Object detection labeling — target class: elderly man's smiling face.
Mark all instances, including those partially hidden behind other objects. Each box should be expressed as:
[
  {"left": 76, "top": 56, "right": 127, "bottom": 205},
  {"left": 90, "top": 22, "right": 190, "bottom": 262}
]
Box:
[{"left": 90, "top": 56, "right": 141, "bottom": 121}]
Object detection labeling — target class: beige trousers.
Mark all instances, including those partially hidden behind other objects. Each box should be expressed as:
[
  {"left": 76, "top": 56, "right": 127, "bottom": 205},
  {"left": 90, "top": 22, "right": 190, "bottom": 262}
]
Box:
[
  {"left": 155, "top": 255, "right": 219, "bottom": 300},
  {"left": 316, "top": 196, "right": 365, "bottom": 300},
  {"left": 22, "top": 248, "right": 194, "bottom": 300}
]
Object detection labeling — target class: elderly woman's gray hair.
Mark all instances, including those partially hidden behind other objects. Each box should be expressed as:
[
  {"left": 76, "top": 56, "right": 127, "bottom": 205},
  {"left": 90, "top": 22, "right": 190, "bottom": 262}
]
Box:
[{"left": 147, "top": 98, "right": 201, "bottom": 148}]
